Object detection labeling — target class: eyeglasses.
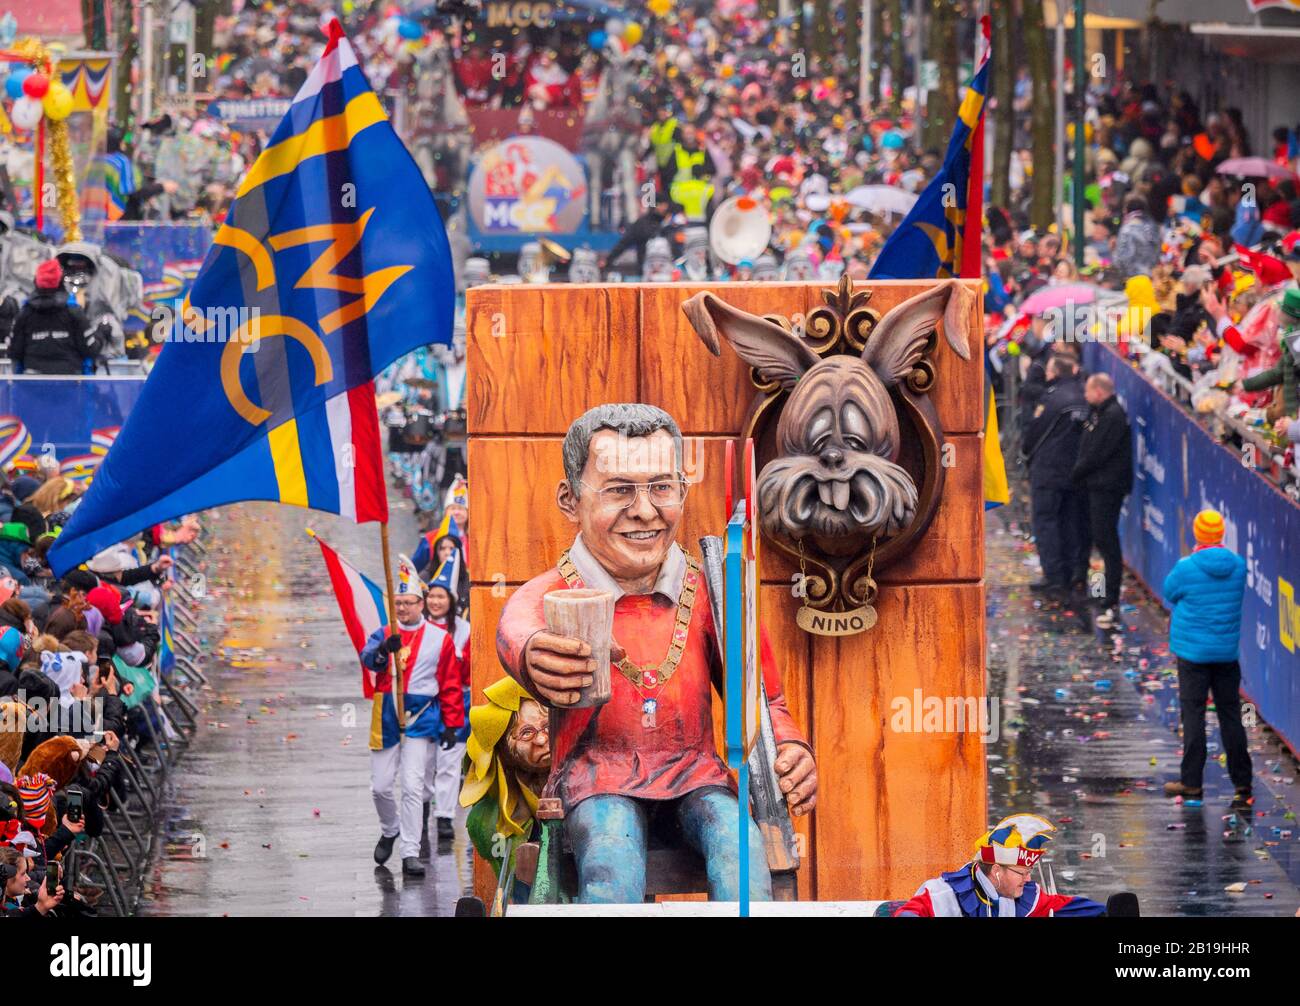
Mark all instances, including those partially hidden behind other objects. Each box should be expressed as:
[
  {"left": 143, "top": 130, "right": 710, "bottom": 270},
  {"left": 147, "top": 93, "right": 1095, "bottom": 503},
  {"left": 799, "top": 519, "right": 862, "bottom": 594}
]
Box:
[
  {"left": 513, "top": 725, "right": 548, "bottom": 744},
  {"left": 579, "top": 479, "right": 689, "bottom": 510},
  {"left": 999, "top": 864, "right": 1032, "bottom": 879}
]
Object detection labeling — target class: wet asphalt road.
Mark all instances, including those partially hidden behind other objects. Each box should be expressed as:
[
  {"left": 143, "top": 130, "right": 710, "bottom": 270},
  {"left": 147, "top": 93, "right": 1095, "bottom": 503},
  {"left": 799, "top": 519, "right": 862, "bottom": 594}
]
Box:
[
  {"left": 139, "top": 497, "right": 472, "bottom": 917},
  {"left": 140, "top": 481, "right": 1300, "bottom": 916},
  {"left": 987, "top": 482, "right": 1300, "bottom": 917}
]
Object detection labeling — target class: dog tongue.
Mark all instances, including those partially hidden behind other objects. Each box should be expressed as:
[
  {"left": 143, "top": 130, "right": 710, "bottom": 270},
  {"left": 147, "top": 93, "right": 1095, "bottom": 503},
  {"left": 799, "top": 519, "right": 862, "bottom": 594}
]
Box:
[{"left": 832, "top": 479, "right": 850, "bottom": 511}]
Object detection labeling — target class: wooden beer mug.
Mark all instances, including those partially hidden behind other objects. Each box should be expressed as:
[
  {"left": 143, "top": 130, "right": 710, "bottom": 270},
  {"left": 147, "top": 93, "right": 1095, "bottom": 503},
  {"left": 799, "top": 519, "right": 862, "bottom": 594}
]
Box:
[{"left": 543, "top": 588, "right": 614, "bottom": 708}]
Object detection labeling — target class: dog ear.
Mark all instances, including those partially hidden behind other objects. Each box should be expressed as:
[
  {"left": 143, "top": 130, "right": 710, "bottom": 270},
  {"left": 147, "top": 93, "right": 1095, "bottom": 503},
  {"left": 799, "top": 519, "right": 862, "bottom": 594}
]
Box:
[
  {"left": 861, "top": 280, "right": 974, "bottom": 387},
  {"left": 682, "top": 291, "right": 820, "bottom": 391}
]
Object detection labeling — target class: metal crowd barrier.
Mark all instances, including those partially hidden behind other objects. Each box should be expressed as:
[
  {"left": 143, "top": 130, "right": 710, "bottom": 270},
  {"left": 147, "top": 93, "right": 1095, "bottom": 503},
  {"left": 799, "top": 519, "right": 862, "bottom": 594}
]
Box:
[{"left": 67, "top": 535, "right": 210, "bottom": 916}]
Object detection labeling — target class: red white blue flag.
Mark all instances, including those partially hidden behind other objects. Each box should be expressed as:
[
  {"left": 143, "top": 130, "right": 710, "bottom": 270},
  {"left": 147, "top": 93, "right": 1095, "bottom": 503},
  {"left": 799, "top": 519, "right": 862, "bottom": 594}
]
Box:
[{"left": 309, "top": 529, "right": 388, "bottom": 697}]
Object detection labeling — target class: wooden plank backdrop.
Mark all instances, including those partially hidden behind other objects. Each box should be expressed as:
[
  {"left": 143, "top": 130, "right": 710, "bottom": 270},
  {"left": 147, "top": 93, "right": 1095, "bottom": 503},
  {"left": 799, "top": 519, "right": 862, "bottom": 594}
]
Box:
[{"left": 467, "top": 280, "right": 986, "bottom": 903}]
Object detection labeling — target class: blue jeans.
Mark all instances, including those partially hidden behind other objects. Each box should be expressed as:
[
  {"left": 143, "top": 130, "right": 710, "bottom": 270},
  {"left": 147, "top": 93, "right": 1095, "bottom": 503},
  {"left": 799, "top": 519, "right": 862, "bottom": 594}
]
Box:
[{"left": 567, "top": 787, "right": 772, "bottom": 904}]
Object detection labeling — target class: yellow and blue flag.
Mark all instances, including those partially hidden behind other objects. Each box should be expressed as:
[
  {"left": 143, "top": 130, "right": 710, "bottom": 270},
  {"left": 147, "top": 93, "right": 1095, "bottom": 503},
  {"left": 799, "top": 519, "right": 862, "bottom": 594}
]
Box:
[
  {"left": 983, "top": 373, "right": 1010, "bottom": 509},
  {"left": 50, "top": 21, "right": 455, "bottom": 575},
  {"left": 870, "top": 17, "right": 1007, "bottom": 508},
  {"left": 869, "top": 15, "right": 990, "bottom": 281},
  {"left": 158, "top": 596, "right": 176, "bottom": 675}
]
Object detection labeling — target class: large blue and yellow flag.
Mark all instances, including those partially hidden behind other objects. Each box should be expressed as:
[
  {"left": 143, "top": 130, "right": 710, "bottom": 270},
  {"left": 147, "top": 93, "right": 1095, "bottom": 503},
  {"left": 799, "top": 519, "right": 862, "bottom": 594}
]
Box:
[
  {"left": 50, "top": 21, "right": 454, "bottom": 575},
  {"left": 869, "top": 16, "right": 989, "bottom": 281},
  {"left": 870, "top": 17, "right": 1008, "bottom": 508}
]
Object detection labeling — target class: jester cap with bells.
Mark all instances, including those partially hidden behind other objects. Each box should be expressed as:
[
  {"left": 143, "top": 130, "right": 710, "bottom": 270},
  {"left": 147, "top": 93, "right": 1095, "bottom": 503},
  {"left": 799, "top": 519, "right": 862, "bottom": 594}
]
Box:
[{"left": 975, "top": 813, "right": 1057, "bottom": 868}]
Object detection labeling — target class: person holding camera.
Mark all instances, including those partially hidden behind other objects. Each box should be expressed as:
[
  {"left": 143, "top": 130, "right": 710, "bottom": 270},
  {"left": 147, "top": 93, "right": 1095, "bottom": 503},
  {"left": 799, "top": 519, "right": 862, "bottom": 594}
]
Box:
[{"left": 1, "top": 845, "right": 63, "bottom": 918}]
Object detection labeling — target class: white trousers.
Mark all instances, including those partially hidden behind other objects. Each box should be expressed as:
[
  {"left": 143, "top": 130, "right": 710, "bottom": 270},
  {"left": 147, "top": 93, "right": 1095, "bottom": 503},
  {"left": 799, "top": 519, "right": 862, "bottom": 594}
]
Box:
[
  {"left": 370, "top": 737, "right": 433, "bottom": 859},
  {"left": 424, "top": 739, "right": 467, "bottom": 820}
]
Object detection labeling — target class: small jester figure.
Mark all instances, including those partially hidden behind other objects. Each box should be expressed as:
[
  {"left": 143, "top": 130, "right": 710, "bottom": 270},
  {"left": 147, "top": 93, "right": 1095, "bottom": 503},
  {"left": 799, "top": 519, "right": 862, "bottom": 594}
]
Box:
[
  {"left": 359, "top": 555, "right": 463, "bottom": 878},
  {"left": 893, "top": 814, "right": 1106, "bottom": 917},
  {"left": 496, "top": 404, "right": 816, "bottom": 904},
  {"left": 459, "top": 676, "right": 550, "bottom": 880}
]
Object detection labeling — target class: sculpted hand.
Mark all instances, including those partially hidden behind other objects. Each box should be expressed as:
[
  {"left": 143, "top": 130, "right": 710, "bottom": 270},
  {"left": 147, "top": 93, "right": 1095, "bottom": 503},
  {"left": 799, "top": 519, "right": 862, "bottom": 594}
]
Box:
[
  {"left": 774, "top": 742, "right": 818, "bottom": 816},
  {"left": 524, "top": 631, "right": 594, "bottom": 706}
]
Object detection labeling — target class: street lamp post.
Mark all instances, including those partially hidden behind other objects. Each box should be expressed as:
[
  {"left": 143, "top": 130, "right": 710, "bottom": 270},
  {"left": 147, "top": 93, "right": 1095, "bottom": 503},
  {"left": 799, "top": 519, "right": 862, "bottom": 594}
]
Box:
[{"left": 1073, "top": 0, "right": 1086, "bottom": 268}]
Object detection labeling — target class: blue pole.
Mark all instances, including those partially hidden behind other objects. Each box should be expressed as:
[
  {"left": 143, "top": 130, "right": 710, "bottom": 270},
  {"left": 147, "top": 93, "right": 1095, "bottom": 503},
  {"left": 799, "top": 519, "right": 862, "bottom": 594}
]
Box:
[
  {"left": 723, "top": 513, "right": 747, "bottom": 918},
  {"left": 739, "top": 758, "right": 749, "bottom": 918}
]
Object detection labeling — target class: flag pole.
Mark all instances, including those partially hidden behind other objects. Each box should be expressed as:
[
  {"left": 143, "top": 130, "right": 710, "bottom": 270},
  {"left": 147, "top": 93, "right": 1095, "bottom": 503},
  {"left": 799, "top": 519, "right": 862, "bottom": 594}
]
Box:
[{"left": 379, "top": 522, "right": 406, "bottom": 731}]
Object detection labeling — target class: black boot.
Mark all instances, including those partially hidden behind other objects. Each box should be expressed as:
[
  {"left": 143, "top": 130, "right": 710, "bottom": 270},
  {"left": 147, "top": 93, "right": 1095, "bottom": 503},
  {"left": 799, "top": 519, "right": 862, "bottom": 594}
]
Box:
[
  {"left": 402, "top": 856, "right": 426, "bottom": 877},
  {"left": 374, "top": 832, "right": 397, "bottom": 865},
  {"left": 420, "top": 801, "right": 431, "bottom": 860},
  {"left": 436, "top": 816, "right": 454, "bottom": 850}
]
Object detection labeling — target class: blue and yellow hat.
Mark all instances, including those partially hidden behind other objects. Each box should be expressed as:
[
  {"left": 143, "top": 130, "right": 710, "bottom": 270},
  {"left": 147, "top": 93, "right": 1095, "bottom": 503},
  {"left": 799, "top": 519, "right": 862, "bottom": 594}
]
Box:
[
  {"left": 428, "top": 558, "right": 456, "bottom": 595},
  {"left": 975, "top": 813, "right": 1057, "bottom": 867}
]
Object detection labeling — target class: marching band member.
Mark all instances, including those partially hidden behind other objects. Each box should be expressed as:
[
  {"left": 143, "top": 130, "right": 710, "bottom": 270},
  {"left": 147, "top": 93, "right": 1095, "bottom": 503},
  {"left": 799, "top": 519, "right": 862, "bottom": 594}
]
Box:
[
  {"left": 359, "top": 556, "right": 463, "bottom": 877},
  {"left": 893, "top": 814, "right": 1106, "bottom": 917}
]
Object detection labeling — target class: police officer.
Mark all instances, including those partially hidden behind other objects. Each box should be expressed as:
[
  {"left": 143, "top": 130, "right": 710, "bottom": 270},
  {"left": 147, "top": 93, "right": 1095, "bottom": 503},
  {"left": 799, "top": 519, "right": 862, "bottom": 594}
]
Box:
[
  {"left": 1023, "top": 354, "right": 1090, "bottom": 599},
  {"left": 647, "top": 102, "right": 680, "bottom": 197},
  {"left": 1071, "top": 373, "right": 1133, "bottom": 628},
  {"left": 669, "top": 124, "right": 716, "bottom": 224}
]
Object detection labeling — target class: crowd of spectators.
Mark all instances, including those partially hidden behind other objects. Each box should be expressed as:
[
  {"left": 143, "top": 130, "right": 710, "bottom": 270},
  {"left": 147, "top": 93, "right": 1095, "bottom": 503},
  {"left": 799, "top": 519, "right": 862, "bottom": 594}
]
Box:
[{"left": 0, "top": 457, "right": 198, "bottom": 918}]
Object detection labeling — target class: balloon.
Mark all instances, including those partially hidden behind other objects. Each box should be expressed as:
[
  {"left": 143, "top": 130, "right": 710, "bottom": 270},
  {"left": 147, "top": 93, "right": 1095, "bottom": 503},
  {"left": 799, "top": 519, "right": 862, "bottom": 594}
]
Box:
[
  {"left": 605, "top": 18, "right": 624, "bottom": 37},
  {"left": 648, "top": 0, "right": 673, "bottom": 15},
  {"left": 42, "top": 83, "right": 73, "bottom": 121},
  {"left": 10, "top": 96, "right": 42, "bottom": 130},
  {"left": 589, "top": 30, "right": 607, "bottom": 49},
  {"left": 22, "top": 72, "right": 49, "bottom": 99},
  {"left": 398, "top": 18, "right": 422, "bottom": 40},
  {"left": 4, "top": 74, "right": 23, "bottom": 100},
  {"left": 622, "top": 23, "right": 642, "bottom": 45}
]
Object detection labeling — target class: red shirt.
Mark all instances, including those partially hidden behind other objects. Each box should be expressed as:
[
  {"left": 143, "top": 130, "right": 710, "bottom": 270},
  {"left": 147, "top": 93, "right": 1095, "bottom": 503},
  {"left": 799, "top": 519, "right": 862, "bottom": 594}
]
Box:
[{"left": 496, "top": 562, "right": 807, "bottom": 811}]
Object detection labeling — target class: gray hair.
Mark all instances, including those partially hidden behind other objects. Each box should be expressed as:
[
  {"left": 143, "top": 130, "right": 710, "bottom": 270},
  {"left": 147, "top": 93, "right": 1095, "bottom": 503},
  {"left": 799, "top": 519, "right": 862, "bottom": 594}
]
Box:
[{"left": 562, "top": 404, "right": 683, "bottom": 496}]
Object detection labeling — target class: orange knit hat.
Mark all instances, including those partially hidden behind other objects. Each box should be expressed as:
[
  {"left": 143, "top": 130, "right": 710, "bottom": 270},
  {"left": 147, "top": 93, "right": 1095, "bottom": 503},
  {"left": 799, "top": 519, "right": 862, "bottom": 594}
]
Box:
[{"left": 1193, "top": 509, "right": 1224, "bottom": 545}]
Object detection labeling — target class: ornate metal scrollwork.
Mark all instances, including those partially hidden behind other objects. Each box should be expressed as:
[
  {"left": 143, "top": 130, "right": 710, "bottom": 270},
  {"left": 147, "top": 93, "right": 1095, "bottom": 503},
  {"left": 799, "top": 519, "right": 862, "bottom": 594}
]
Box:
[{"left": 681, "top": 276, "right": 975, "bottom": 618}]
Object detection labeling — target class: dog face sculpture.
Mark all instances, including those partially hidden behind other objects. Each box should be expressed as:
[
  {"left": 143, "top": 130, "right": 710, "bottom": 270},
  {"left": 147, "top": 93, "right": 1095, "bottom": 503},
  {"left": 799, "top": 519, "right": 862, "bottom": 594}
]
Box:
[{"left": 682, "top": 280, "right": 973, "bottom": 560}]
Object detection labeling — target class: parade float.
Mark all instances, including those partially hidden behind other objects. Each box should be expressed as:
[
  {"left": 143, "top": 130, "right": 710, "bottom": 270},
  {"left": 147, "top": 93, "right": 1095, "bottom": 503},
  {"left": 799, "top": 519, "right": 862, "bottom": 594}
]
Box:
[
  {"left": 0, "top": 35, "right": 146, "bottom": 474},
  {"left": 464, "top": 274, "right": 987, "bottom": 911}
]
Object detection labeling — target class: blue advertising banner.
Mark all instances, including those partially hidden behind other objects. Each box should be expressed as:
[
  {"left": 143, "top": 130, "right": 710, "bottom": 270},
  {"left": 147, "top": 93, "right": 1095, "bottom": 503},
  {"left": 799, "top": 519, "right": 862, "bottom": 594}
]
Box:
[
  {"left": 208, "top": 98, "right": 293, "bottom": 132},
  {"left": 1085, "top": 342, "right": 1300, "bottom": 755},
  {"left": 0, "top": 377, "right": 146, "bottom": 458}
]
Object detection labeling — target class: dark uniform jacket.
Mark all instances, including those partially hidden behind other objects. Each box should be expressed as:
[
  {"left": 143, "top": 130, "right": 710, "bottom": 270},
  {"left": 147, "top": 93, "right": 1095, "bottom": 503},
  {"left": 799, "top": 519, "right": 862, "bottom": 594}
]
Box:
[
  {"left": 1071, "top": 394, "right": 1133, "bottom": 496},
  {"left": 7, "top": 291, "right": 99, "bottom": 375},
  {"left": 1022, "top": 376, "right": 1089, "bottom": 490}
]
